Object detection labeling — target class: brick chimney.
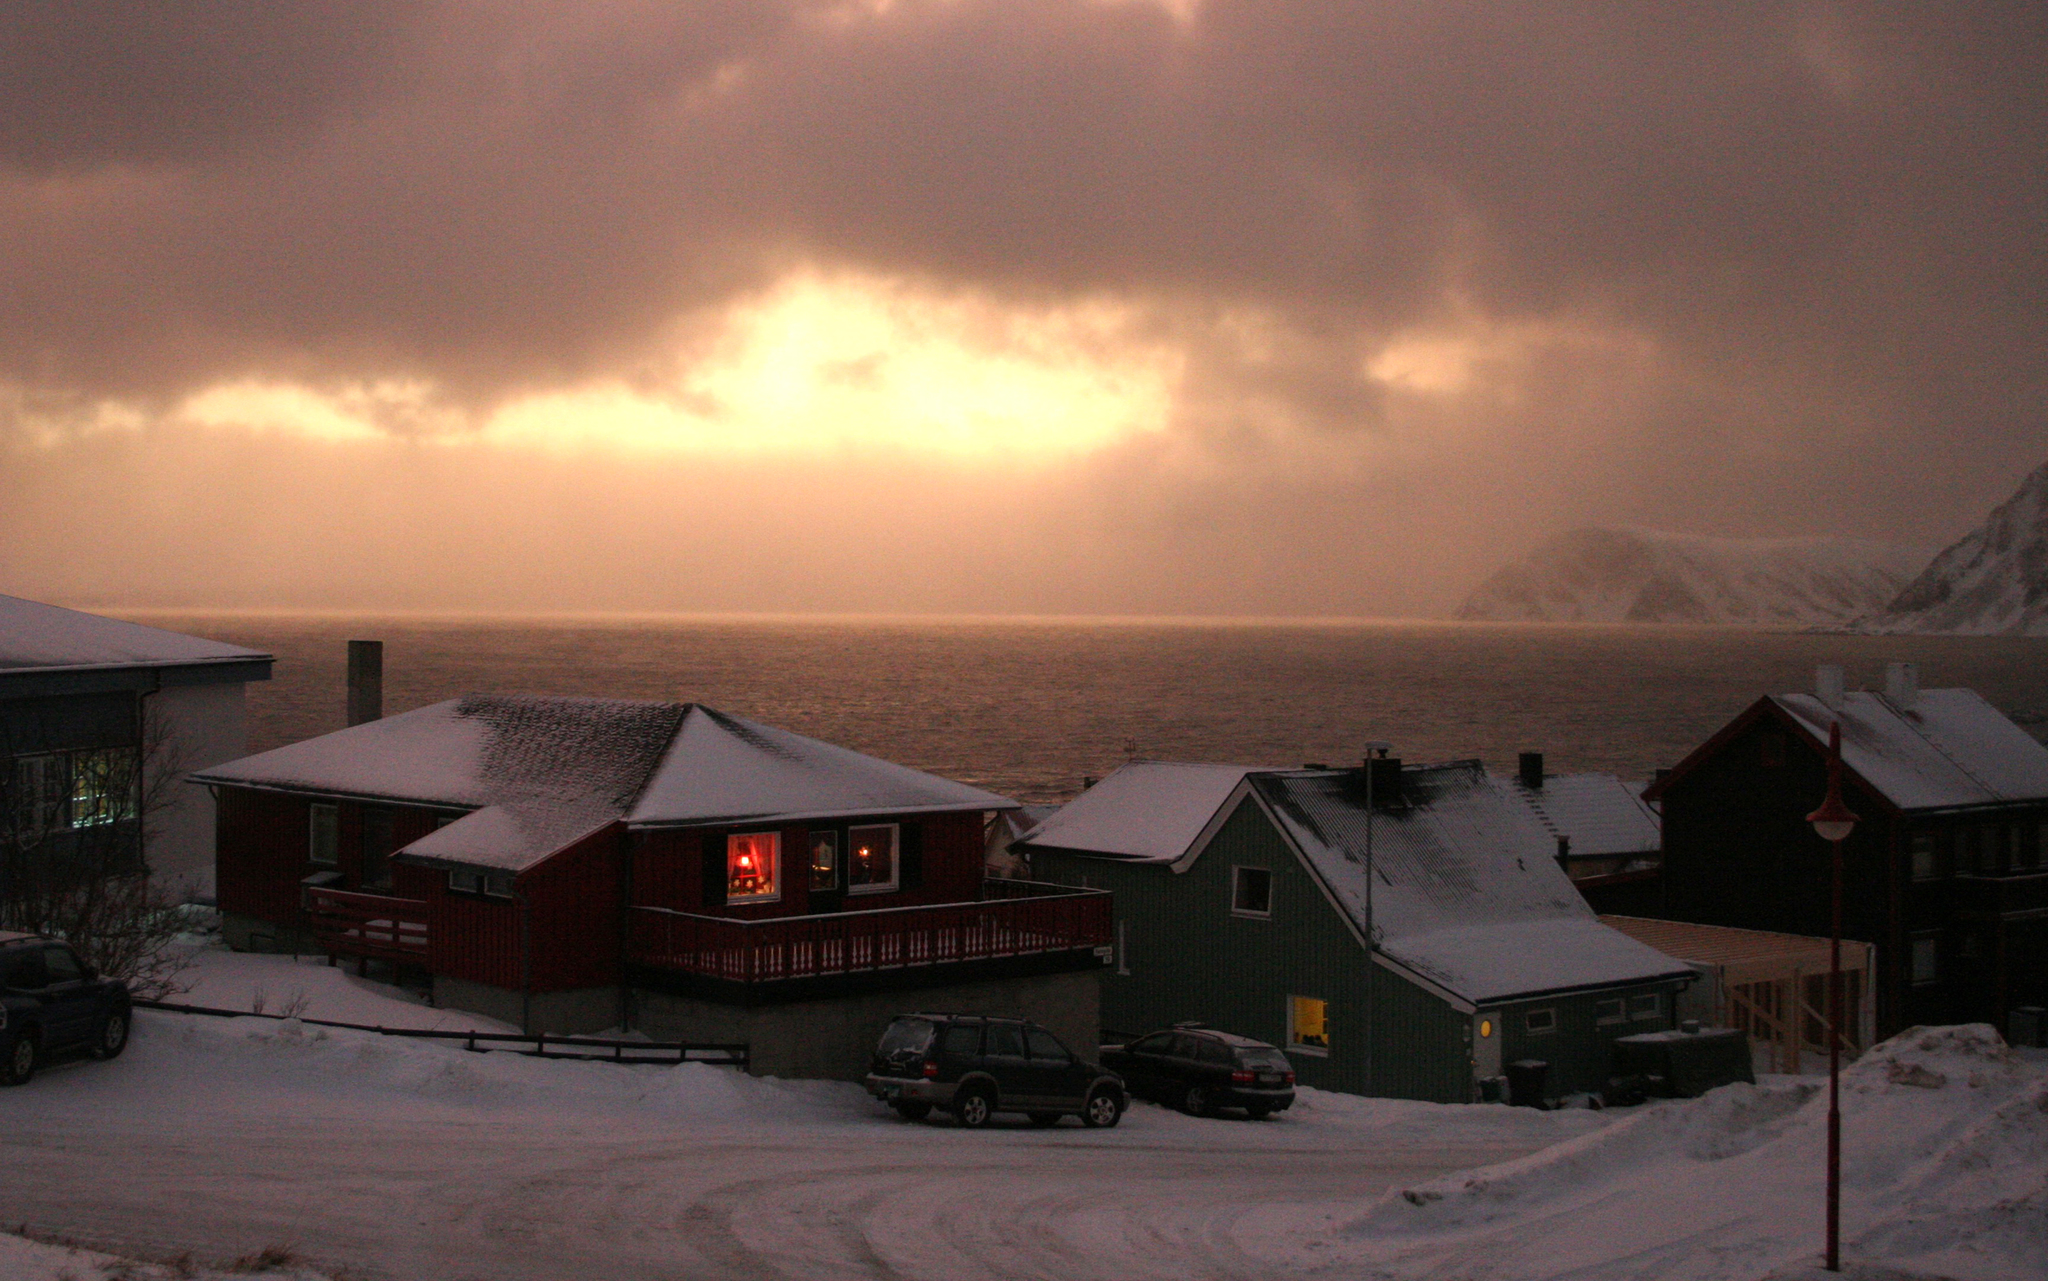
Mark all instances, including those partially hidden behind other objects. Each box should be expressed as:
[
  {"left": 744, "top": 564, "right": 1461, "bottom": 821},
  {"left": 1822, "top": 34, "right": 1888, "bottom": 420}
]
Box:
[{"left": 347, "top": 640, "right": 383, "bottom": 726}]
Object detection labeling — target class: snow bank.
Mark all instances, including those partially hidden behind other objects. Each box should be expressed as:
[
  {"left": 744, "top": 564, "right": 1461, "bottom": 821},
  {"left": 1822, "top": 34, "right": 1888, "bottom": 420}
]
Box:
[
  {"left": 171, "top": 943, "right": 515, "bottom": 1031},
  {"left": 1345, "top": 1024, "right": 2048, "bottom": 1280}
]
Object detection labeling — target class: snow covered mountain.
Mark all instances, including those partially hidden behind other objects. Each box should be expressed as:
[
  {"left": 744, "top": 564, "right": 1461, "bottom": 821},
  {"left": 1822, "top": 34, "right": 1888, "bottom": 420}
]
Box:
[
  {"left": 1861, "top": 461, "right": 2048, "bottom": 635},
  {"left": 1457, "top": 528, "right": 1925, "bottom": 626}
]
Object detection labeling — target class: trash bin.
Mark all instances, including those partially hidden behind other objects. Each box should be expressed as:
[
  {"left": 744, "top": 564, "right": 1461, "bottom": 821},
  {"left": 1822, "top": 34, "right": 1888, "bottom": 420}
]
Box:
[
  {"left": 2011, "top": 1006, "right": 2046, "bottom": 1050},
  {"left": 1506, "top": 1059, "right": 1549, "bottom": 1109}
]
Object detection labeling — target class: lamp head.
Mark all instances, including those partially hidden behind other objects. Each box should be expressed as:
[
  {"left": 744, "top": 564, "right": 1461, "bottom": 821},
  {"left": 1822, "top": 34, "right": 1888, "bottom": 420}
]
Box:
[{"left": 1805, "top": 721, "right": 1858, "bottom": 843}]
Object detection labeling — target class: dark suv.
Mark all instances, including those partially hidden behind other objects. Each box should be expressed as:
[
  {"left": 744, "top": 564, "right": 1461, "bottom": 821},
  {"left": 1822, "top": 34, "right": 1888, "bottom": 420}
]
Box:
[
  {"left": 0, "top": 931, "right": 133, "bottom": 1085},
  {"left": 1102, "top": 1026, "right": 1296, "bottom": 1118},
  {"left": 865, "top": 1013, "right": 1127, "bottom": 1128}
]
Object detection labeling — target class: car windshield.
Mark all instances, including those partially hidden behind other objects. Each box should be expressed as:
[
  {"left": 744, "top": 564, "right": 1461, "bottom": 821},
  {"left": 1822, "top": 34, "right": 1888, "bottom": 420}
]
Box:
[
  {"left": 1236, "top": 1047, "right": 1291, "bottom": 1071},
  {"left": 877, "top": 1018, "right": 935, "bottom": 1058}
]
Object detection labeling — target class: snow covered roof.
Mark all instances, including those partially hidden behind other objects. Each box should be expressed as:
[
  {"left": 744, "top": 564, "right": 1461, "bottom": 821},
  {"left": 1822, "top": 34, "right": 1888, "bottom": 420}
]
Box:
[
  {"left": 193, "top": 695, "right": 1016, "bottom": 872},
  {"left": 0, "top": 594, "right": 270, "bottom": 673},
  {"left": 1252, "top": 764, "right": 1693, "bottom": 1005},
  {"left": 1768, "top": 688, "right": 2048, "bottom": 811},
  {"left": 1012, "top": 762, "right": 1272, "bottom": 862},
  {"left": 1515, "top": 773, "right": 1661, "bottom": 858}
]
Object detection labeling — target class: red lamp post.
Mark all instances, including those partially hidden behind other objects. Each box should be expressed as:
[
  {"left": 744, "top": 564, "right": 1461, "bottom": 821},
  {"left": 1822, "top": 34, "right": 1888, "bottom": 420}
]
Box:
[{"left": 1805, "top": 721, "right": 1858, "bottom": 1273}]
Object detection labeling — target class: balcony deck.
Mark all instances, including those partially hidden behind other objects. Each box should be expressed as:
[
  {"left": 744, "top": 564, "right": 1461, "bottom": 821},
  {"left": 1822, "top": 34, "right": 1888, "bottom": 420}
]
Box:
[
  {"left": 305, "top": 886, "right": 431, "bottom": 966},
  {"left": 627, "top": 879, "right": 1113, "bottom": 994}
]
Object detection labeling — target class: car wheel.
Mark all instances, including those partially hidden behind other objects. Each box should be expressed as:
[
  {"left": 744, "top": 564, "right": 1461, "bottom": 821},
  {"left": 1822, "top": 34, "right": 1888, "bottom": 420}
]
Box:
[
  {"left": 953, "top": 1087, "right": 994, "bottom": 1128},
  {"left": 1, "top": 1033, "right": 38, "bottom": 1087},
  {"left": 1080, "top": 1087, "right": 1123, "bottom": 1129},
  {"left": 90, "top": 1010, "right": 131, "bottom": 1060},
  {"left": 1180, "top": 1084, "right": 1213, "bottom": 1116},
  {"left": 1027, "top": 1112, "right": 1061, "bottom": 1128},
  {"left": 890, "top": 1101, "right": 932, "bottom": 1121},
  {"left": 1244, "top": 1103, "right": 1272, "bottom": 1120}
]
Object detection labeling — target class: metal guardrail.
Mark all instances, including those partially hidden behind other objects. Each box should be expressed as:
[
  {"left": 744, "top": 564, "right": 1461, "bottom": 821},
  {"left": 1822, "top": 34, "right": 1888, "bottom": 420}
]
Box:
[{"left": 132, "top": 999, "right": 748, "bottom": 1069}]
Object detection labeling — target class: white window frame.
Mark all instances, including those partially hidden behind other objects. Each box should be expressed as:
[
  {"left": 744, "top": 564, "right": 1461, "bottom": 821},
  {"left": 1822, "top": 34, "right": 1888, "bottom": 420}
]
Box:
[
  {"left": 1231, "top": 864, "right": 1273, "bottom": 919},
  {"left": 1286, "top": 994, "right": 1330, "bottom": 1057},
  {"left": 309, "top": 803, "right": 340, "bottom": 866},
  {"left": 1524, "top": 1007, "right": 1558, "bottom": 1035},
  {"left": 846, "top": 823, "right": 900, "bottom": 896},
  {"left": 14, "top": 753, "right": 69, "bottom": 841},
  {"left": 448, "top": 868, "right": 481, "bottom": 894}
]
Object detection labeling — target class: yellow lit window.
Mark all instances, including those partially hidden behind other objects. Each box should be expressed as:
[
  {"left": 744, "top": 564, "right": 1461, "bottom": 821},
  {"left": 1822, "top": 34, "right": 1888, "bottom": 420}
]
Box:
[
  {"left": 1289, "top": 995, "right": 1328, "bottom": 1054},
  {"left": 727, "top": 832, "right": 780, "bottom": 902},
  {"left": 69, "top": 748, "right": 137, "bottom": 828}
]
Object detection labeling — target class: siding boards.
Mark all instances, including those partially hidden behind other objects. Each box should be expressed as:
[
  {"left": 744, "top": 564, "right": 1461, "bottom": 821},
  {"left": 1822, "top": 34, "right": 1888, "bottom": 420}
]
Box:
[{"left": 215, "top": 788, "right": 311, "bottom": 927}]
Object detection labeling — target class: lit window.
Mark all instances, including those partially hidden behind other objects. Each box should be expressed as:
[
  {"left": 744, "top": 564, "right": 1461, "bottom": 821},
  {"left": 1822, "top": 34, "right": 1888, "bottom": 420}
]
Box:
[
  {"left": 309, "top": 803, "right": 339, "bottom": 866},
  {"left": 847, "top": 824, "right": 898, "bottom": 894},
  {"left": 69, "top": 748, "right": 137, "bottom": 828},
  {"left": 726, "top": 832, "right": 780, "bottom": 902},
  {"left": 810, "top": 830, "right": 839, "bottom": 891},
  {"left": 1288, "top": 995, "right": 1329, "bottom": 1055},
  {"left": 1629, "top": 993, "right": 1661, "bottom": 1021},
  {"left": 1911, "top": 934, "right": 1939, "bottom": 985},
  {"left": 1525, "top": 1008, "right": 1557, "bottom": 1034},
  {"left": 1909, "top": 833, "right": 1938, "bottom": 881},
  {"left": 1232, "top": 866, "right": 1272, "bottom": 918},
  {"left": 1594, "top": 998, "right": 1626, "bottom": 1025}
]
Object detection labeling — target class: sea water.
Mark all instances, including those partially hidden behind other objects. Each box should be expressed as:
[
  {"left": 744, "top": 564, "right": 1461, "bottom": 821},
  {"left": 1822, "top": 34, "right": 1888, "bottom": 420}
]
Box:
[{"left": 130, "top": 614, "right": 2048, "bottom": 804}]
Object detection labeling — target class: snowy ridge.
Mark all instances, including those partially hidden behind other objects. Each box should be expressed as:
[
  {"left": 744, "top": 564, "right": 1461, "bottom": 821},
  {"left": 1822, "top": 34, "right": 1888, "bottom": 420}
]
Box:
[
  {"left": 1457, "top": 528, "right": 1924, "bottom": 626},
  {"left": 1861, "top": 460, "right": 2048, "bottom": 635},
  {"left": 1343, "top": 1024, "right": 2048, "bottom": 1281}
]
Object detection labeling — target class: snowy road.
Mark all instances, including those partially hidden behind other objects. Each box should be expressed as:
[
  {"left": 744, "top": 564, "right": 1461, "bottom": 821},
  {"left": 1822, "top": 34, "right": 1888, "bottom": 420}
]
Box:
[{"left": 4, "top": 1012, "right": 1571, "bottom": 1281}]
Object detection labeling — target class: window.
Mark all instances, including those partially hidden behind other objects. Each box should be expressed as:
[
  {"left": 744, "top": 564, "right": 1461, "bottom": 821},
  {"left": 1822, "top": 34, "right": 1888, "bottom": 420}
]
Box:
[
  {"left": 69, "top": 748, "right": 136, "bottom": 828},
  {"left": 1232, "top": 866, "right": 1273, "bottom": 918},
  {"left": 1288, "top": 995, "right": 1329, "bottom": 1055},
  {"left": 1594, "top": 997, "right": 1626, "bottom": 1025},
  {"left": 726, "top": 832, "right": 780, "bottom": 902},
  {"left": 1130, "top": 1032, "right": 1176, "bottom": 1055},
  {"left": 1910, "top": 933, "right": 1939, "bottom": 986},
  {"left": 1196, "top": 1038, "right": 1234, "bottom": 1066},
  {"left": 1909, "top": 832, "right": 1938, "bottom": 881},
  {"left": 448, "top": 868, "right": 514, "bottom": 898},
  {"left": 1629, "top": 993, "right": 1662, "bottom": 1021},
  {"left": 1026, "top": 1028, "right": 1072, "bottom": 1064},
  {"left": 847, "top": 824, "right": 898, "bottom": 894},
  {"left": 809, "top": 830, "right": 839, "bottom": 892},
  {"left": 938, "top": 1023, "right": 982, "bottom": 1057},
  {"left": 309, "top": 804, "right": 339, "bottom": 866},
  {"left": 984, "top": 1023, "right": 1027, "bottom": 1058},
  {"left": 1524, "top": 1008, "right": 1557, "bottom": 1034},
  {"left": 12, "top": 754, "right": 68, "bottom": 841}
]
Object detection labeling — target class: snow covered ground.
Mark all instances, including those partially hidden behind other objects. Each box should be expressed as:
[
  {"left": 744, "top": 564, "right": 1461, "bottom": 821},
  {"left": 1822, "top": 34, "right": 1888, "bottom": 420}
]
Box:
[
  {"left": 6, "top": 957, "right": 2042, "bottom": 1280},
  {"left": 169, "top": 942, "right": 515, "bottom": 1031}
]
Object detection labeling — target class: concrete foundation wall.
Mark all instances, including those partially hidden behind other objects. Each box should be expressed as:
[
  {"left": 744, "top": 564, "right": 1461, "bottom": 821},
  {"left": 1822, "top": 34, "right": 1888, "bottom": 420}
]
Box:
[
  {"left": 221, "top": 910, "right": 323, "bottom": 957},
  {"left": 152, "top": 680, "right": 249, "bottom": 900},
  {"left": 433, "top": 975, "right": 621, "bottom": 1035},
  {"left": 633, "top": 969, "right": 1101, "bottom": 1081}
]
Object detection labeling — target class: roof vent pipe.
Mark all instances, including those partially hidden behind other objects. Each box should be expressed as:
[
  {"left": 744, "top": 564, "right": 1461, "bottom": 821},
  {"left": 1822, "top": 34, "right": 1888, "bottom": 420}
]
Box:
[
  {"left": 1884, "top": 661, "right": 1919, "bottom": 711},
  {"left": 1815, "top": 663, "right": 1846, "bottom": 712},
  {"left": 347, "top": 640, "right": 384, "bottom": 726},
  {"left": 1519, "top": 752, "right": 1544, "bottom": 789}
]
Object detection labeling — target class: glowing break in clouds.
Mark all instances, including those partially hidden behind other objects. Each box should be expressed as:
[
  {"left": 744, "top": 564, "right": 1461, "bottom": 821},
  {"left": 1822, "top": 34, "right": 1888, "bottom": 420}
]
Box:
[{"left": 171, "top": 272, "right": 1182, "bottom": 460}]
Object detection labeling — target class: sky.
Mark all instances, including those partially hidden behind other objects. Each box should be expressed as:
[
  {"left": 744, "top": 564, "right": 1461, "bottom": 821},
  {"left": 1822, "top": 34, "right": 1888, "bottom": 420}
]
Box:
[{"left": 2, "top": 1, "right": 2043, "bottom": 617}]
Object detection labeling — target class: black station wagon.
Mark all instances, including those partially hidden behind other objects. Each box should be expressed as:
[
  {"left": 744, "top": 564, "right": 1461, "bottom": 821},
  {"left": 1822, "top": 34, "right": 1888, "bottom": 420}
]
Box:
[
  {"left": 865, "top": 1013, "right": 1127, "bottom": 1128},
  {"left": 1101, "top": 1025, "right": 1297, "bottom": 1118},
  {"left": 0, "top": 931, "right": 133, "bottom": 1085}
]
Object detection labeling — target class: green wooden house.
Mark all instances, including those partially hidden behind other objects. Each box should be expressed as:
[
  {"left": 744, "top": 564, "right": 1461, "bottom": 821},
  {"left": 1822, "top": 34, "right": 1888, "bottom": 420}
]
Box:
[{"left": 1014, "top": 759, "right": 1695, "bottom": 1103}]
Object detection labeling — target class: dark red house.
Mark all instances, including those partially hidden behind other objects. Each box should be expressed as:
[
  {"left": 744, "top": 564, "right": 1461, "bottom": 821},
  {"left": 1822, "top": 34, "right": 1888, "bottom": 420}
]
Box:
[
  {"left": 193, "top": 695, "right": 1111, "bottom": 1076},
  {"left": 1645, "top": 663, "right": 2048, "bottom": 1041}
]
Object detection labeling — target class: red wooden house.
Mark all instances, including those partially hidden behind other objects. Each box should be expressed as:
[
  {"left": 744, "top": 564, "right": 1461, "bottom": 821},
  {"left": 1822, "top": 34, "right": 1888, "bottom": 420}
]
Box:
[{"left": 194, "top": 695, "right": 1111, "bottom": 1076}]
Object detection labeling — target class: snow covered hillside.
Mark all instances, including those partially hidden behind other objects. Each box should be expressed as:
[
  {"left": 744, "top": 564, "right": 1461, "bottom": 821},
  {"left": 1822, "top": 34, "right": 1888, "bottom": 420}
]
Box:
[
  {"left": 1457, "top": 528, "right": 1925, "bottom": 626},
  {"left": 1861, "top": 461, "right": 2048, "bottom": 635},
  {"left": 1335, "top": 1024, "right": 2047, "bottom": 1281}
]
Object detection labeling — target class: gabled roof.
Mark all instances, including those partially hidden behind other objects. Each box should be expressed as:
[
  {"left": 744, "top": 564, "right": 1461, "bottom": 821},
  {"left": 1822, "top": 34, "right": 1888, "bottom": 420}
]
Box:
[
  {"left": 192, "top": 695, "right": 1015, "bottom": 873},
  {"left": 1017, "top": 758, "right": 1693, "bottom": 1006},
  {"left": 1644, "top": 687, "right": 2048, "bottom": 813},
  {"left": 1515, "top": 772, "right": 1661, "bottom": 858},
  {"left": 1011, "top": 762, "right": 1271, "bottom": 862},
  {"left": 0, "top": 594, "right": 270, "bottom": 673},
  {"left": 1252, "top": 764, "right": 1692, "bottom": 1005}
]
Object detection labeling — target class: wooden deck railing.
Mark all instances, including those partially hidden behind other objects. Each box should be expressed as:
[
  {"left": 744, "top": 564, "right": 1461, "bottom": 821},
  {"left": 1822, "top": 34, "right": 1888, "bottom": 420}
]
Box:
[
  {"left": 628, "top": 879, "right": 1113, "bottom": 984},
  {"left": 304, "top": 886, "right": 431, "bottom": 965}
]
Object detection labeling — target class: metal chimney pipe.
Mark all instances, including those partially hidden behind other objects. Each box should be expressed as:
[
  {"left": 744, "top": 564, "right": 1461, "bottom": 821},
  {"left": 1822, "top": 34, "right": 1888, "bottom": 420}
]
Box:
[{"left": 347, "top": 640, "right": 384, "bottom": 726}]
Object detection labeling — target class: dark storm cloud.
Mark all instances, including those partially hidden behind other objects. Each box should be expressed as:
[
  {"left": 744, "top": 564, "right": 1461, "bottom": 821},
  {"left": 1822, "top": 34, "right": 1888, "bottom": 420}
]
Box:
[{"left": 1, "top": 1, "right": 2044, "bottom": 588}]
